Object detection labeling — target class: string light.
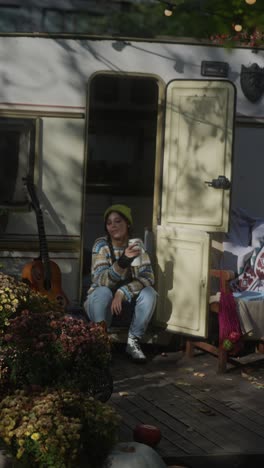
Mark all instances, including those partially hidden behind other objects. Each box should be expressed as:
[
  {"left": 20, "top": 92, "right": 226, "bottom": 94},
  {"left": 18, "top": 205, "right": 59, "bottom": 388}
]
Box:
[
  {"left": 164, "top": 4, "right": 174, "bottom": 16},
  {"left": 234, "top": 22, "right": 243, "bottom": 32}
]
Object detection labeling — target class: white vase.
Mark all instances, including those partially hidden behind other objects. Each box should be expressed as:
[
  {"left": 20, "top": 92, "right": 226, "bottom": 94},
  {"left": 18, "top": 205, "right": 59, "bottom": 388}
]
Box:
[{"left": 104, "top": 442, "right": 167, "bottom": 468}]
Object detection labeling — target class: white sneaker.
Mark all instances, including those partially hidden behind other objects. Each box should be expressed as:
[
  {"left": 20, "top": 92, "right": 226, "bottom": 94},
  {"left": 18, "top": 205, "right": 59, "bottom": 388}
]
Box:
[{"left": 126, "top": 336, "right": 146, "bottom": 362}]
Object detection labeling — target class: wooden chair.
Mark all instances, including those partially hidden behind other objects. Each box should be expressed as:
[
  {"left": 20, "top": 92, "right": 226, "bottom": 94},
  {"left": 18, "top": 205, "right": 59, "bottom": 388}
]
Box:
[
  {"left": 186, "top": 269, "right": 264, "bottom": 373},
  {"left": 185, "top": 269, "right": 240, "bottom": 373}
]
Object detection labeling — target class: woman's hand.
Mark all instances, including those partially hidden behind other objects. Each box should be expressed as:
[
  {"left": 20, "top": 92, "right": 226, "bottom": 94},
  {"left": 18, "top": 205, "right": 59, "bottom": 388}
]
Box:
[
  {"left": 111, "top": 290, "right": 124, "bottom": 315},
  {"left": 124, "top": 243, "right": 141, "bottom": 259}
]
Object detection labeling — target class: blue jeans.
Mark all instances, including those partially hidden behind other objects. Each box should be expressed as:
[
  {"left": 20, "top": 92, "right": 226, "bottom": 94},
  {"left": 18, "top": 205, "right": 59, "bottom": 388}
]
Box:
[{"left": 84, "top": 286, "right": 157, "bottom": 339}]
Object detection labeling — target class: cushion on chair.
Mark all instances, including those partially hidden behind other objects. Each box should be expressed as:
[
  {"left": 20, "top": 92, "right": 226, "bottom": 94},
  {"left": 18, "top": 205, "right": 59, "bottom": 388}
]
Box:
[{"left": 252, "top": 221, "right": 264, "bottom": 248}]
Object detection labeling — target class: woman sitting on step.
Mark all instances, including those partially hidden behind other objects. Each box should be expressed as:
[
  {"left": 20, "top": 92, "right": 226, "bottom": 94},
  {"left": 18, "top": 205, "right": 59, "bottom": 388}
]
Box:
[{"left": 83, "top": 204, "right": 157, "bottom": 362}]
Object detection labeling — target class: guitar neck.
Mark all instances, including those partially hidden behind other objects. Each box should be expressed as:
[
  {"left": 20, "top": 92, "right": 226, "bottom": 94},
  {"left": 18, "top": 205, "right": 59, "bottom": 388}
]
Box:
[
  {"left": 35, "top": 207, "right": 51, "bottom": 289},
  {"left": 25, "top": 178, "right": 52, "bottom": 290}
]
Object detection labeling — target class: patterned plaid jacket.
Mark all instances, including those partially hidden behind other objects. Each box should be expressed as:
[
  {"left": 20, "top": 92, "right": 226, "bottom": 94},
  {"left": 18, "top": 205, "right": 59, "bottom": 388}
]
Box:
[{"left": 87, "top": 237, "right": 155, "bottom": 302}]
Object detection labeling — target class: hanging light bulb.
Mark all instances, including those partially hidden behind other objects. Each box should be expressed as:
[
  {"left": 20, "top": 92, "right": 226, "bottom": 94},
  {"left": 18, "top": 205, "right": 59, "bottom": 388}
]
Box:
[
  {"left": 233, "top": 18, "right": 243, "bottom": 32},
  {"left": 245, "top": 0, "right": 256, "bottom": 5},
  {"left": 234, "top": 23, "right": 243, "bottom": 32},
  {"left": 164, "top": 4, "right": 173, "bottom": 16}
]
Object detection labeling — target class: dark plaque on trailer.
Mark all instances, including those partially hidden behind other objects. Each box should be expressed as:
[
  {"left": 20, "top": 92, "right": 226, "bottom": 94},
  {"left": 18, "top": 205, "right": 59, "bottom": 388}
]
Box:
[{"left": 240, "top": 63, "right": 264, "bottom": 103}]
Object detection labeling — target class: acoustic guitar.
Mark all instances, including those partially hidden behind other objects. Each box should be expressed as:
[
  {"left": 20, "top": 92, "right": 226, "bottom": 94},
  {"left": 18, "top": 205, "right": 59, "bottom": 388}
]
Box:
[{"left": 22, "top": 177, "right": 69, "bottom": 309}]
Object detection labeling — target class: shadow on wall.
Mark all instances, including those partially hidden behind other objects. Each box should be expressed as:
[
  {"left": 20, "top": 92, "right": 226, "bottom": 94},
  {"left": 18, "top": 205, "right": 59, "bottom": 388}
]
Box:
[{"left": 156, "top": 260, "right": 174, "bottom": 325}]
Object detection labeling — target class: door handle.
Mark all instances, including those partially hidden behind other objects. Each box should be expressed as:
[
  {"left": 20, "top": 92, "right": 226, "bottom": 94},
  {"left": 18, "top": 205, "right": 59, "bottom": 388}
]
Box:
[{"left": 204, "top": 175, "right": 231, "bottom": 190}]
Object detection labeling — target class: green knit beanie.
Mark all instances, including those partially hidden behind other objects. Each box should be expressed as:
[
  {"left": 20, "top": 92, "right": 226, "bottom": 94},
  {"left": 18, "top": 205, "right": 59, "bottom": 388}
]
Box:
[{"left": 104, "top": 204, "right": 133, "bottom": 226}]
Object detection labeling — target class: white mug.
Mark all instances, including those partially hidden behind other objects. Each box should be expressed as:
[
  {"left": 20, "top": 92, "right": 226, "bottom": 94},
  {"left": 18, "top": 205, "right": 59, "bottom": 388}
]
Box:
[{"left": 128, "top": 238, "right": 144, "bottom": 267}]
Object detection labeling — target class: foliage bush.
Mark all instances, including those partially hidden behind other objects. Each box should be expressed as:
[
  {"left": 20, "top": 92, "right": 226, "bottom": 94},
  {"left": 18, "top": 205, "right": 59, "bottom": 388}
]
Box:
[
  {"left": 0, "top": 389, "right": 121, "bottom": 468},
  {"left": 0, "top": 272, "right": 63, "bottom": 331},
  {"left": 1, "top": 312, "right": 111, "bottom": 394},
  {"left": 0, "top": 272, "right": 120, "bottom": 467}
]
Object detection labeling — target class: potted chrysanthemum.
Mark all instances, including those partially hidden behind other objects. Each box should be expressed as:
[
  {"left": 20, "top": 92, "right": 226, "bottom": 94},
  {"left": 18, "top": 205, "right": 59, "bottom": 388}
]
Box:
[
  {"left": 0, "top": 272, "right": 120, "bottom": 467},
  {"left": 0, "top": 389, "right": 121, "bottom": 468}
]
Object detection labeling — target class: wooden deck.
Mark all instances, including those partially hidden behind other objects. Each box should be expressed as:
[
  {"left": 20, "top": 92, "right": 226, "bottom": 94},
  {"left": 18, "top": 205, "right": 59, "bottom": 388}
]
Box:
[{"left": 109, "top": 344, "right": 264, "bottom": 467}]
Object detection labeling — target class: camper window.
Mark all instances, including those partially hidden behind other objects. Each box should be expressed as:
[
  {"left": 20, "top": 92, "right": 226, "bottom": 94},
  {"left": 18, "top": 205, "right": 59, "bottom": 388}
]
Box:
[{"left": 0, "top": 117, "right": 36, "bottom": 209}]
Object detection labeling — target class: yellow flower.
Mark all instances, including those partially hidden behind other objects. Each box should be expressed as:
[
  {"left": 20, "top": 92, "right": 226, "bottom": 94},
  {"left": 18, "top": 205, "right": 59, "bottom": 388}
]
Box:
[
  {"left": 16, "top": 447, "right": 25, "bottom": 459},
  {"left": 31, "top": 432, "right": 40, "bottom": 441}
]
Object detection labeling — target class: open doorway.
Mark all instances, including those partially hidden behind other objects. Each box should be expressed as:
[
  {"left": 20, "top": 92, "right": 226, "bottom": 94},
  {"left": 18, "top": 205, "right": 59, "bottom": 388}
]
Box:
[{"left": 82, "top": 73, "right": 160, "bottom": 297}]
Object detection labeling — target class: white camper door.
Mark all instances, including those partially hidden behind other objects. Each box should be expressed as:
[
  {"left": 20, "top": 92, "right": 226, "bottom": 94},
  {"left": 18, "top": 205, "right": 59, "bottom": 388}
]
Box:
[
  {"left": 156, "top": 225, "right": 210, "bottom": 337},
  {"left": 161, "top": 80, "right": 235, "bottom": 231},
  {"left": 156, "top": 80, "right": 235, "bottom": 337}
]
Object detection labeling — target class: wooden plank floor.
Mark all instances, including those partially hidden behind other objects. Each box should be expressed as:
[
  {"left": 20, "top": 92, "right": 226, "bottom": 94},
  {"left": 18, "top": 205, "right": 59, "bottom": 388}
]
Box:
[{"left": 109, "top": 344, "right": 264, "bottom": 467}]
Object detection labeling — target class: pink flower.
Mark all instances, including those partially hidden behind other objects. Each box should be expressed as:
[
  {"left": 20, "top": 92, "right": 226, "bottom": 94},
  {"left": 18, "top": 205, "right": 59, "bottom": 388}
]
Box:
[
  {"left": 4, "top": 334, "right": 13, "bottom": 342},
  {"left": 50, "top": 321, "right": 58, "bottom": 328},
  {"left": 228, "top": 331, "right": 241, "bottom": 343}
]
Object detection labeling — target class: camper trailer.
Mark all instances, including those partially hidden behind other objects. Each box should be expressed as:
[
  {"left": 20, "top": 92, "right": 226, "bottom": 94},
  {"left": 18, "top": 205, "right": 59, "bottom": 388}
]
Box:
[{"left": 0, "top": 24, "right": 264, "bottom": 342}]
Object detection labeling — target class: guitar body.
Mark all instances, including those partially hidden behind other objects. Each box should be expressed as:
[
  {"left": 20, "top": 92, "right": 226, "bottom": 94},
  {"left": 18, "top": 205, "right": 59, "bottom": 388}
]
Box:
[
  {"left": 22, "top": 258, "right": 69, "bottom": 309},
  {"left": 23, "top": 177, "right": 70, "bottom": 310}
]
